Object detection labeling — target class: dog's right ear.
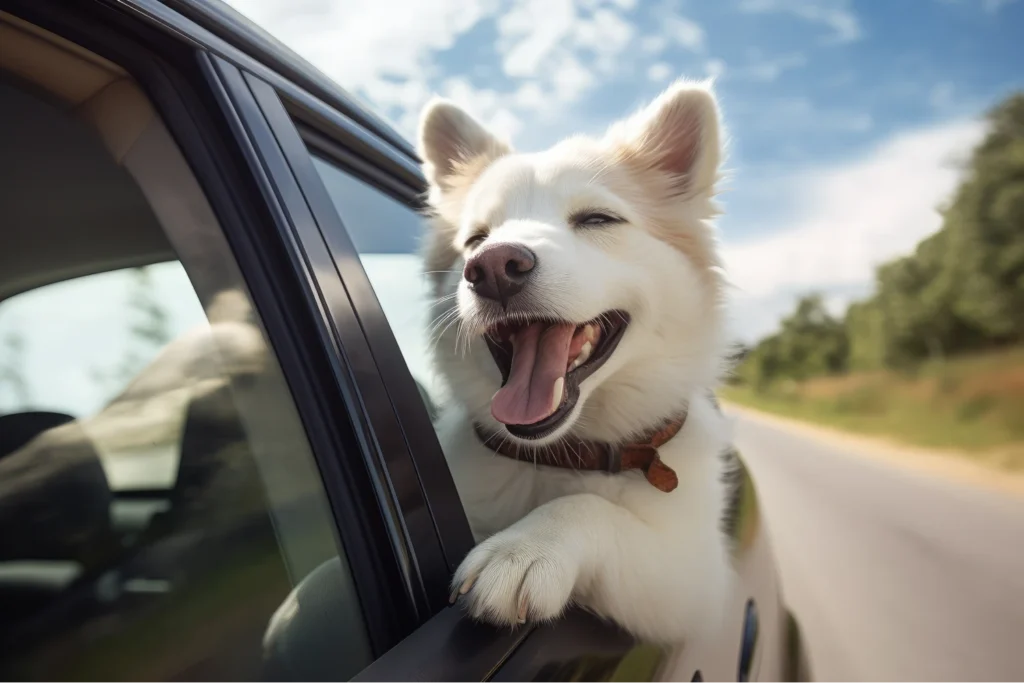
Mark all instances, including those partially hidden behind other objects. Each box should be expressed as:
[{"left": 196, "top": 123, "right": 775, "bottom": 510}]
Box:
[
  {"left": 418, "top": 98, "right": 510, "bottom": 194},
  {"left": 417, "top": 99, "right": 509, "bottom": 295}
]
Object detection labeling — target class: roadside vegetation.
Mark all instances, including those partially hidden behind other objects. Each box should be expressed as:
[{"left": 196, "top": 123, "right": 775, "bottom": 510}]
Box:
[{"left": 724, "top": 92, "right": 1024, "bottom": 473}]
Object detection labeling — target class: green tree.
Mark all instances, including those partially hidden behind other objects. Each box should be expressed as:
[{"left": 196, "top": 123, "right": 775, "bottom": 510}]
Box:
[
  {"left": 776, "top": 294, "right": 848, "bottom": 379},
  {"left": 737, "top": 333, "right": 784, "bottom": 390},
  {"left": 92, "top": 266, "right": 173, "bottom": 394},
  {"left": 737, "top": 294, "right": 848, "bottom": 389},
  {"left": 940, "top": 93, "right": 1024, "bottom": 344},
  {"left": 843, "top": 90, "right": 1024, "bottom": 369}
]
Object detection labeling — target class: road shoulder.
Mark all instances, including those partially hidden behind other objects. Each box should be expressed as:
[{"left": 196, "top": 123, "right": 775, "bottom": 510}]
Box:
[{"left": 722, "top": 401, "right": 1024, "bottom": 498}]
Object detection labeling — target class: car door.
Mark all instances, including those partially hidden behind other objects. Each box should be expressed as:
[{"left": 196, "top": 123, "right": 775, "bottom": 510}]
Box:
[{"left": 0, "top": 2, "right": 395, "bottom": 679}]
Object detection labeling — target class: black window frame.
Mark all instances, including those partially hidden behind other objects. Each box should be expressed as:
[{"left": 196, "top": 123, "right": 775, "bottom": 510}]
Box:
[
  {"left": 265, "top": 85, "right": 477, "bottom": 575},
  {"left": 0, "top": 0, "right": 422, "bottom": 656},
  {"left": 206, "top": 60, "right": 457, "bottom": 617}
]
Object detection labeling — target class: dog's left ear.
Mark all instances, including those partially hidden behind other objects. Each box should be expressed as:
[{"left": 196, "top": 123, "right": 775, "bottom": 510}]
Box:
[{"left": 606, "top": 80, "right": 722, "bottom": 199}]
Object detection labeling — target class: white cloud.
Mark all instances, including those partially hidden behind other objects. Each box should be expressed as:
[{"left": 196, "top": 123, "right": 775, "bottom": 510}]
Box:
[
  {"left": 224, "top": 0, "right": 497, "bottom": 91},
  {"left": 513, "top": 81, "right": 547, "bottom": 110},
  {"left": 704, "top": 58, "right": 728, "bottom": 80},
  {"left": 439, "top": 77, "right": 525, "bottom": 139},
  {"left": 575, "top": 8, "right": 636, "bottom": 56},
  {"left": 641, "top": 35, "right": 669, "bottom": 54},
  {"left": 663, "top": 15, "right": 706, "bottom": 53},
  {"left": 738, "top": 0, "right": 862, "bottom": 43},
  {"left": 721, "top": 118, "right": 985, "bottom": 342},
  {"left": 223, "top": 0, "right": 500, "bottom": 136},
  {"left": 570, "top": 7, "right": 636, "bottom": 73},
  {"left": 225, "top": 0, "right": 639, "bottom": 144},
  {"left": 494, "top": 0, "right": 637, "bottom": 115},
  {"left": 730, "top": 52, "right": 807, "bottom": 82},
  {"left": 647, "top": 62, "right": 673, "bottom": 82},
  {"left": 549, "top": 54, "right": 598, "bottom": 104},
  {"left": 498, "top": 0, "right": 577, "bottom": 78}
]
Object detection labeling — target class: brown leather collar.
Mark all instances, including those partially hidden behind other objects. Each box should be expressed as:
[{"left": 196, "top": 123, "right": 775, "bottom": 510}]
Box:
[{"left": 473, "top": 412, "right": 687, "bottom": 493}]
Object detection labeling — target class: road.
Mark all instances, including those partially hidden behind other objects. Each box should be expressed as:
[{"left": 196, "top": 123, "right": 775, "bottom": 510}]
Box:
[{"left": 727, "top": 408, "right": 1024, "bottom": 682}]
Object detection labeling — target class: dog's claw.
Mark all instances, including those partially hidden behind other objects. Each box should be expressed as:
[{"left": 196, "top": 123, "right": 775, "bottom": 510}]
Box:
[{"left": 450, "top": 574, "right": 477, "bottom": 605}]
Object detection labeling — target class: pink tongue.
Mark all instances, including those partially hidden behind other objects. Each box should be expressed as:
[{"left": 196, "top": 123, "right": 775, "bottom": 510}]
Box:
[{"left": 491, "top": 322, "right": 576, "bottom": 425}]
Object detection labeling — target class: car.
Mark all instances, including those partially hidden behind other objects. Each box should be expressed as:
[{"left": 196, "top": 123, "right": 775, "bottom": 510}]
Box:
[{"left": 0, "top": 0, "right": 810, "bottom": 680}]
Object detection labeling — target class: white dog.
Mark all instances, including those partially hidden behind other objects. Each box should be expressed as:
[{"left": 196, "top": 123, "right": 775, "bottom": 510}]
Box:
[{"left": 417, "top": 79, "right": 739, "bottom": 645}]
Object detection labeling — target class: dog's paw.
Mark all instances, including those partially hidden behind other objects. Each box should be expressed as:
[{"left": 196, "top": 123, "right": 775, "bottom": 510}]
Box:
[{"left": 451, "top": 528, "right": 578, "bottom": 628}]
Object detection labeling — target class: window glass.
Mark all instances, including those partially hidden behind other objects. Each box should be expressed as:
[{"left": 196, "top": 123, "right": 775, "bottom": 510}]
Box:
[
  {"left": 0, "top": 264, "right": 207, "bottom": 488},
  {"left": 0, "top": 57, "right": 370, "bottom": 680},
  {"left": 311, "top": 159, "right": 440, "bottom": 400}
]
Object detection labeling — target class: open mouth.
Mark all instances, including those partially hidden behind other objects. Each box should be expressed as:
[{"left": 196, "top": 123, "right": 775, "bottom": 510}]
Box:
[{"left": 484, "top": 310, "right": 630, "bottom": 439}]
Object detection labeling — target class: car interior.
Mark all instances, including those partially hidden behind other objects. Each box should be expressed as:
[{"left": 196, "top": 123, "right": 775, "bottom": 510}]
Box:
[{"left": 0, "top": 9, "right": 173, "bottom": 598}]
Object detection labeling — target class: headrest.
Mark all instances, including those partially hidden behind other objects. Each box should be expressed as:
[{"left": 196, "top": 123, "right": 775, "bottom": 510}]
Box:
[{"left": 0, "top": 411, "right": 75, "bottom": 459}]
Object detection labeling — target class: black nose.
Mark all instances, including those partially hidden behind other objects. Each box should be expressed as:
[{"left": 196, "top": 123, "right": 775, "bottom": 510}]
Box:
[{"left": 463, "top": 242, "right": 537, "bottom": 309}]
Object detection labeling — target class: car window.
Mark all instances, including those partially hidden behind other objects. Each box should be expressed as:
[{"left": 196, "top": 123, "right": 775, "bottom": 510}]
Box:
[
  {"left": 0, "top": 51, "right": 370, "bottom": 680},
  {"left": 0, "top": 264, "right": 208, "bottom": 489},
  {"left": 310, "top": 159, "right": 442, "bottom": 403}
]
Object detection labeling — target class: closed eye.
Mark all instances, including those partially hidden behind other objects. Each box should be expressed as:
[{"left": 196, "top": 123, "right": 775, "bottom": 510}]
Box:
[
  {"left": 571, "top": 210, "right": 624, "bottom": 228},
  {"left": 464, "top": 232, "right": 487, "bottom": 249}
]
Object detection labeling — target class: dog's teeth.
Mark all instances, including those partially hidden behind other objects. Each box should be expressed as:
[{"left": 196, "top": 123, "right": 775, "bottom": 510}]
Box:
[
  {"left": 551, "top": 377, "right": 564, "bottom": 413},
  {"left": 584, "top": 324, "right": 598, "bottom": 342},
  {"left": 568, "top": 340, "right": 594, "bottom": 372}
]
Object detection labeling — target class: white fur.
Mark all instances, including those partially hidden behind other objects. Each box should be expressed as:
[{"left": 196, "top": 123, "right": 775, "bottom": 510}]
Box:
[{"left": 418, "top": 80, "right": 736, "bottom": 644}]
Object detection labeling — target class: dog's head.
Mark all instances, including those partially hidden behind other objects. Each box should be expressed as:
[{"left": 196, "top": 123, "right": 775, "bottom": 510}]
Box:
[{"left": 418, "top": 80, "right": 728, "bottom": 445}]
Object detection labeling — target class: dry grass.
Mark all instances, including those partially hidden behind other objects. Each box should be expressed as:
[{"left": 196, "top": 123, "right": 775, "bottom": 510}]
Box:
[{"left": 723, "top": 347, "right": 1024, "bottom": 473}]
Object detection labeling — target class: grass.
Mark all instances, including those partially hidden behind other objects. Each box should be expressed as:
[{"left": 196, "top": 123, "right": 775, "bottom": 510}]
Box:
[{"left": 721, "top": 346, "right": 1024, "bottom": 473}]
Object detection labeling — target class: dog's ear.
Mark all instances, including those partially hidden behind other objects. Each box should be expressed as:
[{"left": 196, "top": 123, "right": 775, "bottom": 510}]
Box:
[
  {"left": 606, "top": 80, "right": 722, "bottom": 200},
  {"left": 417, "top": 99, "right": 510, "bottom": 296},
  {"left": 418, "top": 98, "right": 510, "bottom": 193}
]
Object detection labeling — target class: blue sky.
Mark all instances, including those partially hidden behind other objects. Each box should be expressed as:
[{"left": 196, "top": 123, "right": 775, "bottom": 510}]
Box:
[{"left": 222, "top": 0, "right": 1022, "bottom": 342}]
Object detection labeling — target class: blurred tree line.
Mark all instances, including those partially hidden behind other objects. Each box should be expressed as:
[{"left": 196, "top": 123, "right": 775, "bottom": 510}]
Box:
[{"left": 735, "top": 92, "right": 1024, "bottom": 389}]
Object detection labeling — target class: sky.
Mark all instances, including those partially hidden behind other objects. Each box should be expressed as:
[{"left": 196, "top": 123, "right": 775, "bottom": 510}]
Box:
[{"left": 221, "top": 0, "right": 1024, "bottom": 342}]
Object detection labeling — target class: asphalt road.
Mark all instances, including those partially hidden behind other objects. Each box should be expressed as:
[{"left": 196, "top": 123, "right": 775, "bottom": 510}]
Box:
[{"left": 727, "top": 408, "right": 1024, "bottom": 682}]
